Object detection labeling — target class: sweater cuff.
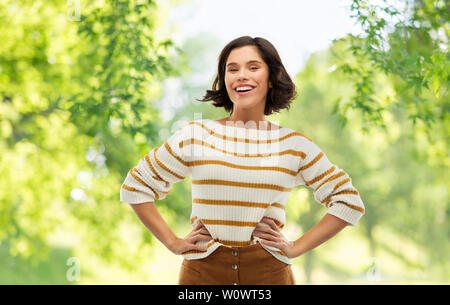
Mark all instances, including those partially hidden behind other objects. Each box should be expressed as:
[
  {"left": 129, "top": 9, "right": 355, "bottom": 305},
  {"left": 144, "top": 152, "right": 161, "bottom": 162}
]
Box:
[
  {"left": 326, "top": 203, "right": 363, "bottom": 226},
  {"left": 120, "top": 187, "right": 155, "bottom": 204}
]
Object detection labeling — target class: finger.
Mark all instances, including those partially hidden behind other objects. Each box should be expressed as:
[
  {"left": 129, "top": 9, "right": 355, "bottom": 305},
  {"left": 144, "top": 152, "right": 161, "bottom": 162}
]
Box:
[
  {"left": 253, "top": 232, "right": 279, "bottom": 242},
  {"left": 254, "top": 226, "right": 279, "bottom": 237},
  {"left": 193, "top": 234, "right": 214, "bottom": 243},
  {"left": 199, "top": 228, "right": 211, "bottom": 235},
  {"left": 259, "top": 239, "right": 281, "bottom": 249},
  {"left": 254, "top": 226, "right": 271, "bottom": 233},
  {"left": 183, "top": 243, "right": 207, "bottom": 253},
  {"left": 192, "top": 229, "right": 212, "bottom": 239},
  {"left": 195, "top": 245, "right": 208, "bottom": 252},
  {"left": 192, "top": 238, "right": 213, "bottom": 252},
  {"left": 192, "top": 226, "right": 208, "bottom": 235},
  {"left": 261, "top": 217, "right": 279, "bottom": 231},
  {"left": 257, "top": 219, "right": 273, "bottom": 230}
]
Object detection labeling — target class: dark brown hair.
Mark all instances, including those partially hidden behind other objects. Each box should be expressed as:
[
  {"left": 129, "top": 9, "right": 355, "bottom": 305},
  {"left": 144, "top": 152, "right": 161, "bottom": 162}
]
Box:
[{"left": 196, "top": 36, "right": 297, "bottom": 115}]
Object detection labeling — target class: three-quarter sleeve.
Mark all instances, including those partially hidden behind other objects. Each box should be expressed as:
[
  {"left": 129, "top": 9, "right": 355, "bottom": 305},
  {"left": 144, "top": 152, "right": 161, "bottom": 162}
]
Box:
[
  {"left": 120, "top": 126, "right": 191, "bottom": 204},
  {"left": 296, "top": 140, "right": 365, "bottom": 226}
]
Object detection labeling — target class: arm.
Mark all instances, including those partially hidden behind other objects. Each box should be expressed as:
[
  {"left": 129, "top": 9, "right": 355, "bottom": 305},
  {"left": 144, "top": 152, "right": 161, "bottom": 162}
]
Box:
[
  {"left": 254, "top": 137, "right": 365, "bottom": 258},
  {"left": 120, "top": 124, "right": 212, "bottom": 254},
  {"left": 291, "top": 213, "right": 349, "bottom": 258},
  {"left": 129, "top": 201, "right": 213, "bottom": 255},
  {"left": 253, "top": 214, "right": 349, "bottom": 259},
  {"left": 129, "top": 201, "right": 178, "bottom": 252}
]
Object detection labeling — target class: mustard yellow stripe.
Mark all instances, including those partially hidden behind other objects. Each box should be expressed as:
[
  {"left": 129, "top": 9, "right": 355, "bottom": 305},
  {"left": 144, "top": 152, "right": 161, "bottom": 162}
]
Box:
[
  {"left": 322, "top": 189, "right": 359, "bottom": 205},
  {"left": 216, "top": 239, "right": 252, "bottom": 247},
  {"left": 134, "top": 167, "right": 166, "bottom": 182},
  {"left": 189, "top": 159, "right": 298, "bottom": 176},
  {"left": 192, "top": 179, "right": 292, "bottom": 192},
  {"left": 189, "top": 120, "right": 314, "bottom": 143},
  {"left": 336, "top": 189, "right": 359, "bottom": 196},
  {"left": 128, "top": 170, "right": 159, "bottom": 200},
  {"left": 299, "top": 151, "right": 324, "bottom": 172},
  {"left": 164, "top": 141, "right": 189, "bottom": 167},
  {"left": 247, "top": 216, "right": 285, "bottom": 229},
  {"left": 201, "top": 219, "right": 259, "bottom": 227},
  {"left": 313, "top": 170, "right": 346, "bottom": 192},
  {"left": 192, "top": 199, "right": 284, "bottom": 211},
  {"left": 129, "top": 169, "right": 150, "bottom": 188},
  {"left": 191, "top": 217, "right": 285, "bottom": 229},
  {"left": 180, "top": 138, "right": 306, "bottom": 159},
  {"left": 182, "top": 240, "right": 218, "bottom": 255},
  {"left": 121, "top": 184, "right": 137, "bottom": 191},
  {"left": 307, "top": 165, "right": 336, "bottom": 187},
  {"left": 190, "top": 215, "right": 285, "bottom": 228},
  {"left": 145, "top": 153, "right": 163, "bottom": 181},
  {"left": 332, "top": 200, "right": 365, "bottom": 214},
  {"left": 153, "top": 147, "right": 184, "bottom": 180},
  {"left": 332, "top": 177, "right": 352, "bottom": 193},
  {"left": 121, "top": 182, "right": 166, "bottom": 200},
  {"left": 193, "top": 198, "right": 270, "bottom": 209},
  {"left": 271, "top": 203, "right": 286, "bottom": 210},
  {"left": 134, "top": 167, "right": 164, "bottom": 182}
]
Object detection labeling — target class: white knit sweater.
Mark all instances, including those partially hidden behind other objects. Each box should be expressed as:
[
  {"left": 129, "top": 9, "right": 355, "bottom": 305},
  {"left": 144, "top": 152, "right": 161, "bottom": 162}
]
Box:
[{"left": 120, "top": 119, "right": 365, "bottom": 265}]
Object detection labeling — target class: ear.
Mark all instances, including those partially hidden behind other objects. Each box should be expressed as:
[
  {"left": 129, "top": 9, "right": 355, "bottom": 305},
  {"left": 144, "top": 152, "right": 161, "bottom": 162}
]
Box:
[{"left": 269, "top": 81, "right": 272, "bottom": 89}]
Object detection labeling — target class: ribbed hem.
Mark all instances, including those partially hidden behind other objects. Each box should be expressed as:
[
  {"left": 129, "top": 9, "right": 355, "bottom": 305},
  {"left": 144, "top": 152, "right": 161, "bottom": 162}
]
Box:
[
  {"left": 327, "top": 203, "right": 363, "bottom": 226},
  {"left": 120, "top": 188, "right": 155, "bottom": 204}
]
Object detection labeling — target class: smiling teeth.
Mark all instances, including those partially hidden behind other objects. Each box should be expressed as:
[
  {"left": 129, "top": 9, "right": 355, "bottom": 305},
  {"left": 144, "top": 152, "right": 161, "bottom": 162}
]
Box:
[{"left": 236, "top": 86, "right": 253, "bottom": 91}]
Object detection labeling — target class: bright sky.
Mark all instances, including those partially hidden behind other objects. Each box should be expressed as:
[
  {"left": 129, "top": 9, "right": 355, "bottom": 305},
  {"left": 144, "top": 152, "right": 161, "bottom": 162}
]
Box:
[{"left": 168, "top": 0, "right": 363, "bottom": 76}]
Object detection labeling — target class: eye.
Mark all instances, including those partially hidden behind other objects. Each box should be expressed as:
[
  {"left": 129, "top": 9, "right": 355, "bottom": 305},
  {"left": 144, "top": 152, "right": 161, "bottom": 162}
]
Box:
[{"left": 227, "top": 66, "right": 258, "bottom": 72}]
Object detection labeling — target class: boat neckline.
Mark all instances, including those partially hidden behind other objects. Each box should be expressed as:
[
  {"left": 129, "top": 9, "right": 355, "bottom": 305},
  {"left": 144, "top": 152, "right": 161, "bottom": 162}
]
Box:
[{"left": 204, "top": 119, "right": 285, "bottom": 132}]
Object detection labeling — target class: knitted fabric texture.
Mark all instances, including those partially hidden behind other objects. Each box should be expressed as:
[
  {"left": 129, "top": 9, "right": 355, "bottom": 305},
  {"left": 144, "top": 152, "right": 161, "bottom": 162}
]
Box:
[{"left": 120, "top": 119, "right": 365, "bottom": 265}]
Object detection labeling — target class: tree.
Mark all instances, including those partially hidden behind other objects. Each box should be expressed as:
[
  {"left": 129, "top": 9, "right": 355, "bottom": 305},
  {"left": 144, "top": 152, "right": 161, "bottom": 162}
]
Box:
[
  {"left": 0, "top": 0, "right": 189, "bottom": 273},
  {"left": 332, "top": 0, "right": 448, "bottom": 139}
]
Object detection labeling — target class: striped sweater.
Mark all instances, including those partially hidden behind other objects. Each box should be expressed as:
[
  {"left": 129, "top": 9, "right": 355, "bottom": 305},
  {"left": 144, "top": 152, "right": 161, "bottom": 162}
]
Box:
[{"left": 120, "top": 118, "right": 365, "bottom": 265}]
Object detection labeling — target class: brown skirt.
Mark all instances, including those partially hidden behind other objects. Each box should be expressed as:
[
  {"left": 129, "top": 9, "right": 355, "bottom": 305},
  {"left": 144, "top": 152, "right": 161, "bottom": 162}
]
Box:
[{"left": 178, "top": 243, "right": 295, "bottom": 285}]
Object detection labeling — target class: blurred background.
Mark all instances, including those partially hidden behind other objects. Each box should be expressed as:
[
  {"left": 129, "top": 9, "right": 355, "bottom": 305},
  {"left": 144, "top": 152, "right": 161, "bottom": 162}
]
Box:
[{"left": 0, "top": 0, "right": 448, "bottom": 284}]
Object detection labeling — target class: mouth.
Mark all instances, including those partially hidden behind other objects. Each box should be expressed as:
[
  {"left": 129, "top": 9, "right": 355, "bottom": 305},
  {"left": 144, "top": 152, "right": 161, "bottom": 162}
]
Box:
[{"left": 235, "top": 86, "right": 255, "bottom": 96}]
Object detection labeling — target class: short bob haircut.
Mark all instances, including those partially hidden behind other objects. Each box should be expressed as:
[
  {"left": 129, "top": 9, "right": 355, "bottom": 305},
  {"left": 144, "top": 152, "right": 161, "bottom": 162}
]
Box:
[{"left": 196, "top": 36, "right": 297, "bottom": 116}]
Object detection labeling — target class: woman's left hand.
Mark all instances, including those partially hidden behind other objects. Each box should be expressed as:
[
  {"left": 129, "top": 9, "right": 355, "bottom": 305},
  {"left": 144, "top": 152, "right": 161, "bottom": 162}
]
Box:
[{"left": 252, "top": 217, "right": 296, "bottom": 259}]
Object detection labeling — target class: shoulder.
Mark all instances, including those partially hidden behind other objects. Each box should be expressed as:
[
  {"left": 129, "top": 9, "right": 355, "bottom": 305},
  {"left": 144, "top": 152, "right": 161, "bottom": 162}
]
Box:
[
  {"left": 282, "top": 125, "right": 315, "bottom": 144},
  {"left": 169, "top": 119, "right": 205, "bottom": 142}
]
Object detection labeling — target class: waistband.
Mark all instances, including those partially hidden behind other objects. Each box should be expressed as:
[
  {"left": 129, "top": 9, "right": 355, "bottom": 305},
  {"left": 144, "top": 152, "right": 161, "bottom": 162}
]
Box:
[{"left": 214, "top": 242, "right": 265, "bottom": 255}]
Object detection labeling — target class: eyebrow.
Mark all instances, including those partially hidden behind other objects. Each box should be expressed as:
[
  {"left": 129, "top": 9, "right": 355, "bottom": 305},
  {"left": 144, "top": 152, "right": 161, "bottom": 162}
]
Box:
[{"left": 226, "top": 60, "right": 262, "bottom": 67}]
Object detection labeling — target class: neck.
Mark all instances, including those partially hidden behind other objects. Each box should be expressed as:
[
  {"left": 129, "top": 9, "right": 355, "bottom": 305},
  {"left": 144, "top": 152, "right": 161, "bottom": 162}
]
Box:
[
  {"left": 223, "top": 114, "right": 276, "bottom": 130},
  {"left": 227, "top": 113, "right": 267, "bottom": 124}
]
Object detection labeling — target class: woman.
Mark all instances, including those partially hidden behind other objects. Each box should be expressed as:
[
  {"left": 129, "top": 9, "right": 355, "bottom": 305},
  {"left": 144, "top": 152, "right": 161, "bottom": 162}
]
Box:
[{"left": 120, "top": 36, "right": 365, "bottom": 285}]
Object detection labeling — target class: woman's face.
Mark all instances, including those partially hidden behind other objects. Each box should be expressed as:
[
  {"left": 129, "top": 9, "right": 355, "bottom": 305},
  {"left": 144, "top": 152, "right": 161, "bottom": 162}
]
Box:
[{"left": 224, "top": 45, "right": 272, "bottom": 112}]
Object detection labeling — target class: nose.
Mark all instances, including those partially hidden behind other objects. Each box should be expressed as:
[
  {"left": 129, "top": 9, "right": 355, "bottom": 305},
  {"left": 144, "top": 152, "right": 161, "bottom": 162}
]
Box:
[{"left": 237, "top": 68, "right": 248, "bottom": 80}]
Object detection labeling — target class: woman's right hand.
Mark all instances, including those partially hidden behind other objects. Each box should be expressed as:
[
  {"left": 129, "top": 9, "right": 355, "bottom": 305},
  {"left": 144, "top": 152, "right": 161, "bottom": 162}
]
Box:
[{"left": 169, "top": 221, "right": 213, "bottom": 255}]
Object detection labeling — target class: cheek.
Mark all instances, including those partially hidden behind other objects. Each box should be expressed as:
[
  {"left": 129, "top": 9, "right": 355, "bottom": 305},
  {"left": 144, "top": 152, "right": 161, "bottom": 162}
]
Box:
[
  {"left": 224, "top": 74, "right": 233, "bottom": 89},
  {"left": 255, "top": 71, "right": 269, "bottom": 86}
]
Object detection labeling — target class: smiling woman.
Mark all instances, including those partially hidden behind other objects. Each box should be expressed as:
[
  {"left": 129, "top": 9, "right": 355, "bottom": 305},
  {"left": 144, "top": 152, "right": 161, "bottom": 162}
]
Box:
[{"left": 121, "top": 35, "right": 365, "bottom": 285}]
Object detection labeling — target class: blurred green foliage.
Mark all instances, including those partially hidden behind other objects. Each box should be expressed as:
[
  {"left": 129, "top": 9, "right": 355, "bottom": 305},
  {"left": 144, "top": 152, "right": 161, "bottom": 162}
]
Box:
[
  {"left": 0, "top": 0, "right": 448, "bottom": 283},
  {"left": 0, "top": 0, "right": 190, "bottom": 276},
  {"left": 335, "top": 0, "right": 448, "bottom": 136}
]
